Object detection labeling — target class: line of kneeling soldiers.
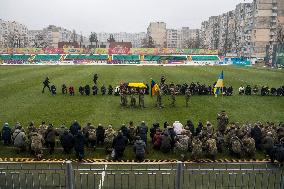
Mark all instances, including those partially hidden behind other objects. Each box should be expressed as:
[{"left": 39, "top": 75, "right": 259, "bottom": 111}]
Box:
[
  {"left": 1, "top": 117, "right": 284, "bottom": 163},
  {"left": 239, "top": 85, "right": 284, "bottom": 96},
  {"left": 49, "top": 84, "right": 115, "bottom": 96}
]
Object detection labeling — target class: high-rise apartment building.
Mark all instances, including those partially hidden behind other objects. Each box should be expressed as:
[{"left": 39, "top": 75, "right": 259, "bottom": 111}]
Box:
[{"left": 147, "top": 22, "right": 167, "bottom": 48}]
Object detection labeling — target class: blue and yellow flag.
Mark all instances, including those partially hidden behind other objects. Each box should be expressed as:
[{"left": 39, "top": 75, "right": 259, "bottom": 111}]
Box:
[
  {"left": 151, "top": 79, "right": 159, "bottom": 96},
  {"left": 214, "top": 71, "right": 224, "bottom": 97}
]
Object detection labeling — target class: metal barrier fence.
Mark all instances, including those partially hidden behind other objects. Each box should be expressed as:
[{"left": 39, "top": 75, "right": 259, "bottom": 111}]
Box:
[{"left": 0, "top": 161, "right": 283, "bottom": 189}]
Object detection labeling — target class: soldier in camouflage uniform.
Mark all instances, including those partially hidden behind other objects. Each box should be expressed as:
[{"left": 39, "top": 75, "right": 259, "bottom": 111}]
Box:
[
  {"left": 27, "top": 122, "right": 37, "bottom": 151},
  {"left": 128, "top": 121, "right": 137, "bottom": 145},
  {"left": 27, "top": 122, "right": 37, "bottom": 137},
  {"left": 217, "top": 110, "right": 229, "bottom": 135},
  {"left": 170, "top": 88, "right": 176, "bottom": 107},
  {"left": 156, "top": 90, "right": 163, "bottom": 108},
  {"left": 205, "top": 137, "right": 218, "bottom": 159},
  {"left": 242, "top": 135, "right": 256, "bottom": 157},
  {"left": 122, "top": 89, "right": 128, "bottom": 106},
  {"left": 230, "top": 136, "right": 243, "bottom": 158},
  {"left": 138, "top": 89, "right": 145, "bottom": 108},
  {"left": 38, "top": 121, "right": 48, "bottom": 138},
  {"left": 191, "top": 137, "right": 203, "bottom": 160},
  {"left": 87, "top": 128, "right": 97, "bottom": 150},
  {"left": 205, "top": 121, "right": 214, "bottom": 136},
  {"left": 30, "top": 131, "right": 44, "bottom": 160},
  {"left": 130, "top": 89, "right": 136, "bottom": 107},
  {"left": 216, "top": 132, "right": 224, "bottom": 153},
  {"left": 224, "top": 124, "right": 238, "bottom": 146},
  {"left": 104, "top": 125, "right": 116, "bottom": 154},
  {"left": 175, "top": 130, "right": 190, "bottom": 155},
  {"left": 185, "top": 87, "right": 191, "bottom": 107}
]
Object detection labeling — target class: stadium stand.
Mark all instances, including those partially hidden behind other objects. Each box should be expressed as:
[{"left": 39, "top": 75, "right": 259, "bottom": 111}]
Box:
[
  {"left": 65, "top": 54, "right": 108, "bottom": 60},
  {"left": 144, "top": 55, "right": 187, "bottom": 61},
  {"left": 191, "top": 55, "right": 220, "bottom": 61},
  {"left": 34, "top": 54, "right": 61, "bottom": 62},
  {"left": 112, "top": 55, "right": 140, "bottom": 61},
  {"left": 0, "top": 54, "right": 31, "bottom": 61}
]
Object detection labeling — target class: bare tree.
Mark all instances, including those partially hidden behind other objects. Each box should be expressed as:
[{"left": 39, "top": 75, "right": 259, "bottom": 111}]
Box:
[
  {"left": 6, "top": 32, "right": 18, "bottom": 47},
  {"left": 141, "top": 36, "right": 155, "bottom": 48},
  {"left": 183, "top": 38, "right": 200, "bottom": 49},
  {"left": 107, "top": 34, "right": 115, "bottom": 43},
  {"left": 277, "top": 25, "right": 284, "bottom": 43},
  {"left": 33, "top": 33, "right": 48, "bottom": 48},
  {"left": 72, "top": 30, "right": 77, "bottom": 43},
  {"left": 89, "top": 32, "right": 98, "bottom": 48}
]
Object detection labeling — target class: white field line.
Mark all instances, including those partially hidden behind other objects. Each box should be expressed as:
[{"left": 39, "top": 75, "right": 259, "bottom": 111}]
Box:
[{"left": 98, "top": 164, "right": 107, "bottom": 189}]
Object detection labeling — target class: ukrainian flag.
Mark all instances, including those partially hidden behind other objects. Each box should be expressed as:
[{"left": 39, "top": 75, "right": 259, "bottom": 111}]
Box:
[
  {"left": 214, "top": 71, "right": 224, "bottom": 97},
  {"left": 151, "top": 79, "right": 159, "bottom": 96}
]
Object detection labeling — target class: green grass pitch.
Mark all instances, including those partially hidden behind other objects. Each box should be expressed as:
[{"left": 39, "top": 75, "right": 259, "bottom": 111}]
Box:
[
  {"left": 0, "top": 65, "right": 283, "bottom": 159},
  {"left": 0, "top": 65, "right": 283, "bottom": 127}
]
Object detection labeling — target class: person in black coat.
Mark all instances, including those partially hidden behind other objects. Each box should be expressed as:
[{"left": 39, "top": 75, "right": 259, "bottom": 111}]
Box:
[
  {"left": 251, "top": 124, "right": 262, "bottom": 150},
  {"left": 164, "top": 121, "right": 169, "bottom": 129},
  {"left": 195, "top": 121, "right": 203, "bottom": 136},
  {"left": 62, "top": 84, "right": 67, "bottom": 95},
  {"left": 85, "top": 85, "right": 91, "bottom": 96},
  {"left": 79, "top": 86, "right": 84, "bottom": 95},
  {"left": 50, "top": 85, "right": 56, "bottom": 96},
  {"left": 60, "top": 130, "right": 74, "bottom": 154},
  {"left": 166, "top": 126, "right": 176, "bottom": 150},
  {"left": 93, "top": 74, "right": 98, "bottom": 84},
  {"left": 92, "top": 85, "right": 98, "bottom": 95},
  {"left": 2, "top": 123, "right": 11, "bottom": 145},
  {"left": 70, "top": 121, "right": 81, "bottom": 136},
  {"left": 108, "top": 85, "right": 113, "bottom": 95},
  {"left": 150, "top": 123, "right": 160, "bottom": 144},
  {"left": 96, "top": 124, "right": 105, "bottom": 145},
  {"left": 145, "top": 84, "right": 150, "bottom": 95},
  {"left": 185, "top": 120, "right": 194, "bottom": 136},
  {"left": 112, "top": 131, "right": 127, "bottom": 160},
  {"left": 120, "top": 124, "right": 129, "bottom": 144},
  {"left": 101, "top": 85, "right": 106, "bottom": 95},
  {"left": 74, "top": 130, "right": 85, "bottom": 161},
  {"left": 42, "top": 77, "right": 50, "bottom": 93}
]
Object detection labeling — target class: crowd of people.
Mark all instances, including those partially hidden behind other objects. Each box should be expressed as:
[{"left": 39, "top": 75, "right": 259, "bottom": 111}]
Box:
[
  {"left": 1, "top": 111, "right": 284, "bottom": 163},
  {"left": 239, "top": 85, "right": 284, "bottom": 96}
]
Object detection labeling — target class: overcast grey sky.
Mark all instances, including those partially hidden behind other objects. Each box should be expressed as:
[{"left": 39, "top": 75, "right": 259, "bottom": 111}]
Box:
[{"left": 0, "top": 0, "right": 252, "bottom": 35}]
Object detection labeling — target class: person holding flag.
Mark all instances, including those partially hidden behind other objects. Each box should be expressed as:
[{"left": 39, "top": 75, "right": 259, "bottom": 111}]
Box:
[
  {"left": 214, "top": 71, "right": 224, "bottom": 97},
  {"left": 151, "top": 79, "right": 163, "bottom": 108}
]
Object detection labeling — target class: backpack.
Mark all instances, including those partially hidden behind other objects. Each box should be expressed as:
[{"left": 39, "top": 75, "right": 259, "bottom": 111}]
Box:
[
  {"left": 105, "top": 130, "right": 115, "bottom": 143},
  {"left": 135, "top": 141, "right": 145, "bottom": 155},
  {"left": 31, "top": 134, "right": 42, "bottom": 151}
]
